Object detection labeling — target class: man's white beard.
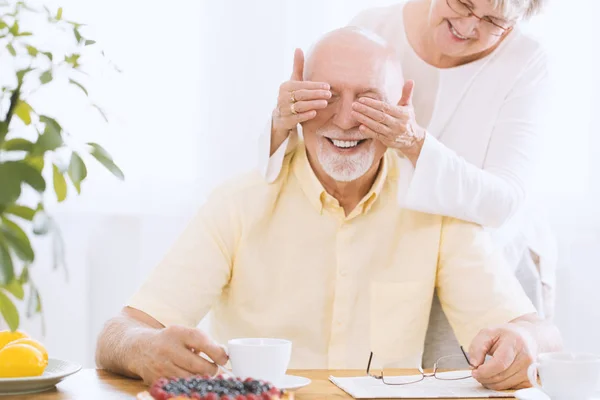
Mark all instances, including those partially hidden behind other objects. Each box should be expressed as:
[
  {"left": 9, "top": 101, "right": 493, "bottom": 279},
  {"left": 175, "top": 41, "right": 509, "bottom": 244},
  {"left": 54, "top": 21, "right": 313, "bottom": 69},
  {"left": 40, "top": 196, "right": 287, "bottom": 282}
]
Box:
[{"left": 316, "top": 128, "right": 375, "bottom": 182}]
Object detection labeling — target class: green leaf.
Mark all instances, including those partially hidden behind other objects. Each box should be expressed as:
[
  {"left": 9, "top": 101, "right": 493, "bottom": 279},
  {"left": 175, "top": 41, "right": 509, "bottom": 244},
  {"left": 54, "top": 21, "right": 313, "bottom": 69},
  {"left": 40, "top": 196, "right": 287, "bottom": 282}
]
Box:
[
  {"left": 16, "top": 31, "right": 32, "bottom": 36},
  {"left": 24, "top": 155, "right": 44, "bottom": 172},
  {"left": 19, "top": 266, "right": 28, "bottom": 284},
  {"left": 14, "top": 100, "right": 33, "bottom": 125},
  {"left": 88, "top": 142, "right": 124, "bottom": 180},
  {"left": 5, "top": 205, "right": 35, "bottom": 221},
  {"left": 35, "top": 116, "right": 63, "bottom": 153},
  {"left": 85, "top": 39, "right": 96, "bottom": 46},
  {"left": 42, "top": 51, "right": 53, "bottom": 61},
  {"left": 0, "top": 161, "right": 46, "bottom": 192},
  {"left": 39, "top": 115, "right": 61, "bottom": 137},
  {"left": 73, "top": 27, "right": 82, "bottom": 43},
  {"left": 0, "top": 239, "right": 14, "bottom": 285},
  {"left": 1, "top": 217, "right": 34, "bottom": 262},
  {"left": 56, "top": 7, "right": 62, "bottom": 20},
  {"left": 68, "top": 152, "right": 87, "bottom": 194},
  {"left": 26, "top": 283, "right": 42, "bottom": 318},
  {"left": 1, "top": 138, "right": 33, "bottom": 152},
  {"left": 40, "top": 70, "right": 53, "bottom": 84},
  {"left": 92, "top": 104, "right": 108, "bottom": 122},
  {"left": 0, "top": 20, "right": 7, "bottom": 30},
  {"left": 8, "top": 20, "right": 18, "bottom": 35},
  {"left": 16, "top": 68, "right": 33, "bottom": 85},
  {"left": 6, "top": 42, "right": 15, "bottom": 56},
  {"left": 0, "top": 290, "right": 19, "bottom": 331},
  {"left": 0, "top": 121, "right": 8, "bottom": 142},
  {"left": 26, "top": 45, "right": 38, "bottom": 56},
  {"left": 3, "top": 280, "right": 24, "bottom": 300},
  {"left": 69, "top": 79, "right": 88, "bottom": 96},
  {"left": 53, "top": 164, "right": 67, "bottom": 202},
  {"left": 64, "top": 53, "right": 80, "bottom": 68},
  {"left": 0, "top": 164, "right": 22, "bottom": 206}
]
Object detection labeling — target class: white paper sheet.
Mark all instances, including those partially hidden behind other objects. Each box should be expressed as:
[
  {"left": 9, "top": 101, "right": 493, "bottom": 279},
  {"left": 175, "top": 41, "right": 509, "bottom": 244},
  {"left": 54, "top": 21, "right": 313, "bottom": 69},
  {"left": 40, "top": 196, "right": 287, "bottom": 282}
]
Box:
[{"left": 329, "top": 372, "right": 514, "bottom": 399}]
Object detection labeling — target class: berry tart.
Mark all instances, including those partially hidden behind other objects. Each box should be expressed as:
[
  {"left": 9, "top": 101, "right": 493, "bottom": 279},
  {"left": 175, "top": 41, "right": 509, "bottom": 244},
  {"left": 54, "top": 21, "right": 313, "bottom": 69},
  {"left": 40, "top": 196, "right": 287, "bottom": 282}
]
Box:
[{"left": 137, "top": 375, "right": 292, "bottom": 400}]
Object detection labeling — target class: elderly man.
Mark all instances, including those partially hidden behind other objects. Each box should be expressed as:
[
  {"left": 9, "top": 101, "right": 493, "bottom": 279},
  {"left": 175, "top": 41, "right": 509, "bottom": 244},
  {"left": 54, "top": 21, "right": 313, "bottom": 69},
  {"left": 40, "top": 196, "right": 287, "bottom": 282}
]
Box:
[{"left": 96, "top": 27, "right": 561, "bottom": 390}]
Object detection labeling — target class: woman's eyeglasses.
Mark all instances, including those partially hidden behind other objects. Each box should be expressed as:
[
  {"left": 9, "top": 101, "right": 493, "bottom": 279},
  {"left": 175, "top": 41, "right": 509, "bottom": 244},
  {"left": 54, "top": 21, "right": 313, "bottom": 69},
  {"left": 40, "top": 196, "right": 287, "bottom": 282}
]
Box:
[
  {"left": 446, "top": 0, "right": 514, "bottom": 37},
  {"left": 366, "top": 346, "right": 475, "bottom": 385}
]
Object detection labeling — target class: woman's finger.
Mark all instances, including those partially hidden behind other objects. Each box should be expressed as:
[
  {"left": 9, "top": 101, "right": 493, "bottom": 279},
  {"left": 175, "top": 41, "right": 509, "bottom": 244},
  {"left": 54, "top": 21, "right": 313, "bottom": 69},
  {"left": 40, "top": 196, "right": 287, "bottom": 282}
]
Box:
[
  {"left": 351, "top": 111, "right": 392, "bottom": 138},
  {"left": 352, "top": 102, "right": 391, "bottom": 126},
  {"left": 398, "top": 80, "right": 415, "bottom": 106},
  {"left": 290, "top": 89, "right": 332, "bottom": 102},
  {"left": 357, "top": 97, "right": 406, "bottom": 119},
  {"left": 289, "top": 110, "right": 318, "bottom": 124},
  {"left": 291, "top": 99, "right": 329, "bottom": 114},
  {"left": 358, "top": 124, "right": 380, "bottom": 141},
  {"left": 281, "top": 80, "right": 330, "bottom": 91}
]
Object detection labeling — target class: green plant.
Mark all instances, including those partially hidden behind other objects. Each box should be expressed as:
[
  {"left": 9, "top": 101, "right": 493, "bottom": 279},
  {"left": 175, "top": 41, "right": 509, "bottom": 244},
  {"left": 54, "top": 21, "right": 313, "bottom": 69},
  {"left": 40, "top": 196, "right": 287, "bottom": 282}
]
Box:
[{"left": 0, "top": 1, "right": 123, "bottom": 331}]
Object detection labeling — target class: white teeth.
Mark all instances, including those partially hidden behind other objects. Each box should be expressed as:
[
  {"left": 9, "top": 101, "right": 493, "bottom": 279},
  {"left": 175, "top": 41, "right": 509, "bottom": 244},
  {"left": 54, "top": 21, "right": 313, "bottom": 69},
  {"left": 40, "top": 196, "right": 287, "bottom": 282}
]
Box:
[
  {"left": 331, "top": 139, "right": 359, "bottom": 148},
  {"left": 450, "top": 24, "right": 468, "bottom": 40}
]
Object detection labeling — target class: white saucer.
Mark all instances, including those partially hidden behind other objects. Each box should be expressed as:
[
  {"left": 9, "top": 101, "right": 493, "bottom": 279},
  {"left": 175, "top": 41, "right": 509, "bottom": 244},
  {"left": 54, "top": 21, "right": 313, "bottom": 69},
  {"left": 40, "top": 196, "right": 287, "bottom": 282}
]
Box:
[
  {"left": 278, "top": 374, "right": 311, "bottom": 391},
  {"left": 514, "top": 388, "right": 600, "bottom": 400}
]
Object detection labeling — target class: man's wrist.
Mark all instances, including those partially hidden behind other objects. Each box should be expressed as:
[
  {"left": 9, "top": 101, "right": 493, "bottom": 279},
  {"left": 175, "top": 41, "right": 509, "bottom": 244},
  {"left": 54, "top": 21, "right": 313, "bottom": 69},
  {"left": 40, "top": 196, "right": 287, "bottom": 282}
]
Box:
[{"left": 126, "top": 326, "right": 158, "bottom": 378}]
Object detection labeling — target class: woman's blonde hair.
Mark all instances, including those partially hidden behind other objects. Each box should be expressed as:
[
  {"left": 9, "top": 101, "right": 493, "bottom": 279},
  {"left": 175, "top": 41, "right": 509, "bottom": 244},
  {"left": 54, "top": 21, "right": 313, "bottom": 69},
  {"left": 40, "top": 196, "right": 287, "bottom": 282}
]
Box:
[{"left": 491, "top": 0, "right": 547, "bottom": 20}]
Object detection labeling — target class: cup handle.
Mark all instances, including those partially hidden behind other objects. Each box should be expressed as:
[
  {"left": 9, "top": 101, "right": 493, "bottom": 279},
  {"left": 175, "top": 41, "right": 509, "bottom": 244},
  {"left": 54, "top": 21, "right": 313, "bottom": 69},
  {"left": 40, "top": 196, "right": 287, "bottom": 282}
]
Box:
[{"left": 527, "top": 362, "right": 542, "bottom": 390}]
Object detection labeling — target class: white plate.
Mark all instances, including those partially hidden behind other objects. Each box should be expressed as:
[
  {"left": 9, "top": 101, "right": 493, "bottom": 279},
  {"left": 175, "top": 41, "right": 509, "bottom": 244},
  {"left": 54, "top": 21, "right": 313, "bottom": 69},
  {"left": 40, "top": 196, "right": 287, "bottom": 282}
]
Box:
[
  {"left": 514, "top": 387, "right": 600, "bottom": 400},
  {"left": 0, "top": 358, "right": 82, "bottom": 396},
  {"left": 278, "top": 374, "right": 311, "bottom": 391}
]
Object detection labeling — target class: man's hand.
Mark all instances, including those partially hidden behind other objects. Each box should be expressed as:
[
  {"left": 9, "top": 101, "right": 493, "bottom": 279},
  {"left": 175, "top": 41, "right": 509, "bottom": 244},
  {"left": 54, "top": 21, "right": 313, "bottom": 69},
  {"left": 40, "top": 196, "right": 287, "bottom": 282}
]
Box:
[
  {"left": 133, "top": 325, "right": 228, "bottom": 385},
  {"left": 468, "top": 322, "right": 538, "bottom": 390},
  {"left": 270, "top": 48, "right": 331, "bottom": 155}
]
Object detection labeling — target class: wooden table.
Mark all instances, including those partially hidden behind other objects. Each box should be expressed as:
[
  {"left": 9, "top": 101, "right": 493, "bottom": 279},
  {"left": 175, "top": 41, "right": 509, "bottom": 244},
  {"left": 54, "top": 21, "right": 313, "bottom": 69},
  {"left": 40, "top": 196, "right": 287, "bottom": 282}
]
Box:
[{"left": 12, "top": 369, "right": 487, "bottom": 400}]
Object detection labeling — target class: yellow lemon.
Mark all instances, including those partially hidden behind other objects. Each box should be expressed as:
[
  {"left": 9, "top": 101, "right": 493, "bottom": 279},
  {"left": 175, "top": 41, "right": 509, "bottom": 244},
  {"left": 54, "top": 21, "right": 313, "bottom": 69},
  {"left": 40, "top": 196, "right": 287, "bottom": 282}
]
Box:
[
  {"left": 0, "top": 330, "right": 28, "bottom": 350},
  {"left": 0, "top": 343, "right": 47, "bottom": 378},
  {"left": 8, "top": 338, "right": 48, "bottom": 362}
]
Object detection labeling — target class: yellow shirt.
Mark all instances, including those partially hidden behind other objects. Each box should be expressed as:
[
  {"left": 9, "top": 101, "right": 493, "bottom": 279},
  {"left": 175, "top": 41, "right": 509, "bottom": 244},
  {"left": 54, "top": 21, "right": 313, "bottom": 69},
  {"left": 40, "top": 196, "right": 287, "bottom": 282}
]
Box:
[{"left": 128, "top": 145, "right": 535, "bottom": 369}]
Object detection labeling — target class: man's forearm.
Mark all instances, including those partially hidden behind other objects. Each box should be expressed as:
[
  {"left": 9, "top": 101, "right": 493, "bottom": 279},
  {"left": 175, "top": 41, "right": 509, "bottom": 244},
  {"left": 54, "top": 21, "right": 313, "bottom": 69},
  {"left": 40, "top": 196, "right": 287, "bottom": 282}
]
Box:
[{"left": 95, "top": 314, "right": 158, "bottom": 378}]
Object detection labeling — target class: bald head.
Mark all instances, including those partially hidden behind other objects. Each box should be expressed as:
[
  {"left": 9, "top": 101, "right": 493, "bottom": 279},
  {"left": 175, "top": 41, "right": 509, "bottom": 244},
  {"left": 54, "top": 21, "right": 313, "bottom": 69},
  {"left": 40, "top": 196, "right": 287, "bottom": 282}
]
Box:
[
  {"left": 299, "top": 27, "right": 404, "bottom": 186},
  {"left": 303, "top": 27, "right": 404, "bottom": 104}
]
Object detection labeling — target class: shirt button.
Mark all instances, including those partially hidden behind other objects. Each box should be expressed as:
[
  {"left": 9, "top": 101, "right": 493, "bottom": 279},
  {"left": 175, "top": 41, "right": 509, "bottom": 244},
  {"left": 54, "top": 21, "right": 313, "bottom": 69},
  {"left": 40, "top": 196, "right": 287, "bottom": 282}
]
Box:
[{"left": 339, "top": 269, "right": 347, "bottom": 277}]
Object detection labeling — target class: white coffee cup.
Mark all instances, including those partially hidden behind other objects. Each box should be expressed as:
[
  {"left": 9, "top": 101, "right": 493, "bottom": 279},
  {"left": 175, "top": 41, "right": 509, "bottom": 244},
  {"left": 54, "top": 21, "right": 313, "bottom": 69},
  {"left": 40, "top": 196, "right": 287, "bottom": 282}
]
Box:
[
  {"left": 527, "top": 352, "right": 600, "bottom": 400},
  {"left": 227, "top": 338, "right": 292, "bottom": 387}
]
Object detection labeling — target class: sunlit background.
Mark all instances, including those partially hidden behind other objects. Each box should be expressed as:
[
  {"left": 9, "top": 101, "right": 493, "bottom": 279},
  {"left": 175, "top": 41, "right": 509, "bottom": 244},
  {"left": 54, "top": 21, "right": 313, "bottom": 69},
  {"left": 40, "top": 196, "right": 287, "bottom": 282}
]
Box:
[{"left": 6, "top": 0, "right": 599, "bottom": 367}]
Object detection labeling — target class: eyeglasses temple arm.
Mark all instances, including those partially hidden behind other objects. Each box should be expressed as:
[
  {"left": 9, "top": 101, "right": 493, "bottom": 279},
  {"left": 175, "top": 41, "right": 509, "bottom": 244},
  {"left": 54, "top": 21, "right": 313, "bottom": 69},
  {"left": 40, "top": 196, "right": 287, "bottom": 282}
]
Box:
[
  {"left": 366, "top": 352, "right": 374, "bottom": 375},
  {"left": 460, "top": 346, "right": 476, "bottom": 368}
]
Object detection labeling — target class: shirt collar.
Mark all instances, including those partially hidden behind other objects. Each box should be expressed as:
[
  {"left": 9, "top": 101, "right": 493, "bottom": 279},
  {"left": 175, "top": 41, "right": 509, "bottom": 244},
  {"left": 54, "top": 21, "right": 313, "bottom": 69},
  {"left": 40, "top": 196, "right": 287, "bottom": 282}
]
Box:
[{"left": 292, "top": 144, "right": 390, "bottom": 216}]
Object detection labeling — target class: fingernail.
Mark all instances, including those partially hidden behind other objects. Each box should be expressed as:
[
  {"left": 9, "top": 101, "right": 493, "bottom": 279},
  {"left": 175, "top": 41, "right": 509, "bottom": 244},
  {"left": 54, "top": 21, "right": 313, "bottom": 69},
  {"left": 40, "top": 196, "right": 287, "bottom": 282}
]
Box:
[
  {"left": 358, "top": 98, "right": 367, "bottom": 103},
  {"left": 322, "top": 83, "right": 330, "bottom": 90}
]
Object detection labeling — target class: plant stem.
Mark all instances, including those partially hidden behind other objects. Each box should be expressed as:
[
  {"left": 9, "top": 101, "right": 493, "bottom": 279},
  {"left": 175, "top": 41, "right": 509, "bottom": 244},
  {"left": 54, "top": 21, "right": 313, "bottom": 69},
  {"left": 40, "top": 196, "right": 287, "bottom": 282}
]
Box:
[{"left": 5, "top": 85, "right": 21, "bottom": 127}]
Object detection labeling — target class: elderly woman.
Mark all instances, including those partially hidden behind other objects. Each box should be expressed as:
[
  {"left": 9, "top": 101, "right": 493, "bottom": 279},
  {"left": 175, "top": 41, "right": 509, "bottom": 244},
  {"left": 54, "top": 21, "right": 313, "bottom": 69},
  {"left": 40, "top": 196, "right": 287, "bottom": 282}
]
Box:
[{"left": 259, "top": 0, "right": 555, "bottom": 372}]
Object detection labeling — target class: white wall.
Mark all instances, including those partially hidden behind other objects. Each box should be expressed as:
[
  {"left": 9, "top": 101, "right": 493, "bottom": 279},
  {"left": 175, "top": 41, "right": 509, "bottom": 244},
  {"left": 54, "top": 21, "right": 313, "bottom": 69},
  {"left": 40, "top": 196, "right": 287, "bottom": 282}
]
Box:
[{"left": 11, "top": 0, "right": 600, "bottom": 368}]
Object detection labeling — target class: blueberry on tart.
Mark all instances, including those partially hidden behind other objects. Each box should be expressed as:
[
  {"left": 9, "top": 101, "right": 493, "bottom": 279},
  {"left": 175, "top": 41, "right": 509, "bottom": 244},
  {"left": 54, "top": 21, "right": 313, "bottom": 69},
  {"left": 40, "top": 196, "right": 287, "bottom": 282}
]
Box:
[{"left": 137, "top": 375, "right": 290, "bottom": 400}]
